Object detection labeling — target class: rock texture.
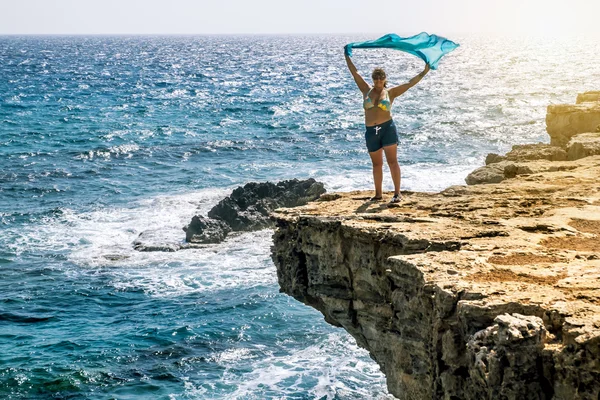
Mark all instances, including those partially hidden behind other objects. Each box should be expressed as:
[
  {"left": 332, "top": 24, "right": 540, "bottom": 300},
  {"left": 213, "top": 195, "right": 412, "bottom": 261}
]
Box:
[
  {"left": 207, "top": 179, "right": 326, "bottom": 231},
  {"left": 546, "top": 103, "right": 600, "bottom": 147},
  {"left": 184, "top": 215, "right": 232, "bottom": 244},
  {"left": 132, "top": 179, "right": 325, "bottom": 251},
  {"left": 133, "top": 229, "right": 182, "bottom": 252},
  {"left": 184, "top": 178, "right": 325, "bottom": 244},
  {"left": 272, "top": 93, "right": 600, "bottom": 399},
  {"left": 576, "top": 91, "right": 600, "bottom": 104},
  {"left": 470, "top": 102, "right": 600, "bottom": 185},
  {"left": 566, "top": 132, "right": 600, "bottom": 161},
  {"left": 465, "top": 159, "right": 577, "bottom": 185},
  {"left": 485, "top": 144, "right": 568, "bottom": 165}
]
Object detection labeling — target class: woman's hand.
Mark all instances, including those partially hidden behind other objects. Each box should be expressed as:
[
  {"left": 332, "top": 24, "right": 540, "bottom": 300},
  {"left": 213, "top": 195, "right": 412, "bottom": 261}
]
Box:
[{"left": 344, "top": 45, "right": 352, "bottom": 57}]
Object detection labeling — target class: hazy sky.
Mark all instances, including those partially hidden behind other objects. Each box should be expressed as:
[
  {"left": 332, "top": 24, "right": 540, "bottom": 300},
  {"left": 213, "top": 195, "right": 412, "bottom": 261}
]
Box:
[{"left": 2, "top": 0, "right": 599, "bottom": 36}]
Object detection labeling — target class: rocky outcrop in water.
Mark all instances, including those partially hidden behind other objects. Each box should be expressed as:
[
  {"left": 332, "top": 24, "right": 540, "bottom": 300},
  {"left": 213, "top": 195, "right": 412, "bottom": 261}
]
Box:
[
  {"left": 184, "top": 178, "right": 326, "bottom": 244},
  {"left": 271, "top": 93, "right": 600, "bottom": 399},
  {"left": 134, "top": 179, "right": 326, "bottom": 251},
  {"left": 184, "top": 216, "right": 232, "bottom": 244}
]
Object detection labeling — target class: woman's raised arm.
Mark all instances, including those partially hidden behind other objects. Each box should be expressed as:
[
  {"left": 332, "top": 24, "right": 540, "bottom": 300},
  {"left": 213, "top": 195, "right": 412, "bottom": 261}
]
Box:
[
  {"left": 388, "top": 63, "right": 430, "bottom": 101},
  {"left": 344, "top": 50, "right": 370, "bottom": 94}
]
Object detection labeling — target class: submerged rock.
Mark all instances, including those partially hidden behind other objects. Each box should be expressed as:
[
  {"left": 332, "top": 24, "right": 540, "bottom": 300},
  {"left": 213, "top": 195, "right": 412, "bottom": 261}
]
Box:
[{"left": 133, "top": 229, "right": 182, "bottom": 252}]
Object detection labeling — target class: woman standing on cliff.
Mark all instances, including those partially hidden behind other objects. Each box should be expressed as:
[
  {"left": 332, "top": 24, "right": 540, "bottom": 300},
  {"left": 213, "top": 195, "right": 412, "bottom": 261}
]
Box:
[{"left": 344, "top": 47, "right": 430, "bottom": 203}]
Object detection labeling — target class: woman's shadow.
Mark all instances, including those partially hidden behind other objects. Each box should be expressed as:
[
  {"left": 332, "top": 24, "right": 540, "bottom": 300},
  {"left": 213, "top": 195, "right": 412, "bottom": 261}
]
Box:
[{"left": 353, "top": 196, "right": 393, "bottom": 213}]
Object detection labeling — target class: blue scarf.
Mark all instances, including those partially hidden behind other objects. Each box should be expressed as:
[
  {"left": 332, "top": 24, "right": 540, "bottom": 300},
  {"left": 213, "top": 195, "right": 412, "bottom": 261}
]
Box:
[{"left": 345, "top": 32, "right": 459, "bottom": 70}]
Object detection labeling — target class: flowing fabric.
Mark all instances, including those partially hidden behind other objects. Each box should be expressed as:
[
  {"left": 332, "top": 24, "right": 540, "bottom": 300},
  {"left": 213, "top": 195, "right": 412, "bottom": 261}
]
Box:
[{"left": 345, "top": 32, "right": 459, "bottom": 69}]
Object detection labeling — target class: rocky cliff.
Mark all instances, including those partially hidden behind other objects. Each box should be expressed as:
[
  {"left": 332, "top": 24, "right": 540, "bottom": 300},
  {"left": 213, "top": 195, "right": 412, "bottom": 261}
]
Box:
[
  {"left": 546, "top": 92, "right": 600, "bottom": 147},
  {"left": 271, "top": 93, "right": 600, "bottom": 399}
]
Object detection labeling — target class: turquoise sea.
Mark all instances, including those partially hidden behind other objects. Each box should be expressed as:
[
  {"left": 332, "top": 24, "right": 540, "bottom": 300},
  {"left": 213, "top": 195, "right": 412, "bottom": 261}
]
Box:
[{"left": 1, "top": 35, "right": 599, "bottom": 399}]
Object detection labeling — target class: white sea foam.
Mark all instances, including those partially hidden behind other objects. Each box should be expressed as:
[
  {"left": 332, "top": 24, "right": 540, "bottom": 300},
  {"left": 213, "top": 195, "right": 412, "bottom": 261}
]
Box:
[
  {"left": 215, "top": 332, "right": 394, "bottom": 399},
  {"left": 317, "top": 161, "right": 476, "bottom": 194},
  {"left": 74, "top": 143, "right": 141, "bottom": 160},
  {"left": 9, "top": 188, "right": 278, "bottom": 297}
]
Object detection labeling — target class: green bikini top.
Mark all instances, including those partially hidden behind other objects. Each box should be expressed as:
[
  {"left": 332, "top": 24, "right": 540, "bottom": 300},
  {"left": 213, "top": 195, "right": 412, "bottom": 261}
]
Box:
[{"left": 363, "top": 88, "right": 391, "bottom": 112}]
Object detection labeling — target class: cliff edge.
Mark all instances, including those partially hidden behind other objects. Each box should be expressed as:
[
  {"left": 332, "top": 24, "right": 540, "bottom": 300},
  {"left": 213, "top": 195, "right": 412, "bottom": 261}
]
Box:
[{"left": 271, "top": 93, "right": 600, "bottom": 400}]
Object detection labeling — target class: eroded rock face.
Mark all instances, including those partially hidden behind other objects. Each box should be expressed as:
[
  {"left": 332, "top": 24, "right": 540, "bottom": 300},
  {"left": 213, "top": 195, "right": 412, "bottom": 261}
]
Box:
[
  {"left": 546, "top": 103, "right": 600, "bottom": 147},
  {"left": 208, "top": 179, "right": 326, "bottom": 231},
  {"left": 465, "top": 159, "right": 578, "bottom": 185},
  {"left": 183, "top": 178, "right": 326, "bottom": 244},
  {"left": 273, "top": 93, "right": 600, "bottom": 398},
  {"left": 271, "top": 155, "right": 600, "bottom": 399},
  {"left": 576, "top": 91, "right": 600, "bottom": 104},
  {"left": 183, "top": 215, "right": 231, "bottom": 244},
  {"left": 486, "top": 144, "right": 568, "bottom": 165},
  {"left": 466, "top": 314, "right": 549, "bottom": 400},
  {"left": 566, "top": 132, "right": 600, "bottom": 161}
]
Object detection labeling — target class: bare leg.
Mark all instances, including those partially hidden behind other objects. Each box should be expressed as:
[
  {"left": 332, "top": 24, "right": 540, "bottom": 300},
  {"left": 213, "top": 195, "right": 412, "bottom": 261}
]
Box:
[
  {"left": 383, "top": 144, "right": 401, "bottom": 195},
  {"left": 368, "top": 149, "right": 384, "bottom": 198}
]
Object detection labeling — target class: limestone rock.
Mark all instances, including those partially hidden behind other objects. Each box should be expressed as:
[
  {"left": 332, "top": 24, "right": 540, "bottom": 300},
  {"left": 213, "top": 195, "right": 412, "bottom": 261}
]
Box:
[
  {"left": 485, "top": 144, "right": 567, "bottom": 166},
  {"left": 505, "top": 144, "right": 568, "bottom": 162},
  {"left": 485, "top": 153, "right": 506, "bottom": 165},
  {"left": 467, "top": 314, "right": 548, "bottom": 399},
  {"left": 576, "top": 91, "right": 600, "bottom": 104},
  {"left": 466, "top": 162, "right": 510, "bottom": 184},
  {"left": 272, "top": 155, "right": 600, "bottom": 399},
  {"left": 546, "top": 103, "right": 600, "bottom": 147},
  {"left": 566, "top": 132, "right": 600, "bottom": 161},
  {"left": 272, "top": 94, "right": 600, "bottom": 399},
  {"left": 464, "top": 161, "right": 528, "bottom": 185},
  {"left": 466, "top": 159, "right": 582, "bottom": 185}
]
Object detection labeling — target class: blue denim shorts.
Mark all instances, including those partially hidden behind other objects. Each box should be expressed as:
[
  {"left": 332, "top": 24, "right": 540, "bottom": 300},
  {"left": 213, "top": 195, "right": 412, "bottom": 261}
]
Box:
[{"left": 365, "top": 119, "right": 398, "bottom": 152}]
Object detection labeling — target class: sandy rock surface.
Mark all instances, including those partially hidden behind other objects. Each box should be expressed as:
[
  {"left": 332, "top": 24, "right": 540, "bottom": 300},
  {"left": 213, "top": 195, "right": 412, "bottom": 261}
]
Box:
[
  {"left": 272, "top": 93, "right": 600, "bottom": 399},
  {"left": 546, "top": 102, "right": 600, "bottom": 147}
]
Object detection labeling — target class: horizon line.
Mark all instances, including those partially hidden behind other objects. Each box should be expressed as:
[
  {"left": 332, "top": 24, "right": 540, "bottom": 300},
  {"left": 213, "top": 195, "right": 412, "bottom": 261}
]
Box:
[{"left": 0, "top": 31, "right": 591, "bottom": 38}]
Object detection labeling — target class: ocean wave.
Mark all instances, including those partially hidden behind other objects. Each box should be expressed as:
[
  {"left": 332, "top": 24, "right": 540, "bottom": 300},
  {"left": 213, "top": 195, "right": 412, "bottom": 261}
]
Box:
[
  {"left": 219, "top": 332, "right": 392, "bottom": 399},
  {"left": 0, "top": 102, "right": 30, "bottom": 109},
  {"left": 0, "top": 312, "right": 57, "bottom": 324},
  {"left": 73, "top": 143, "right": 141, "bottom": 160},
  {"left": 2, "top": 34, "right": 599, "bottom": 399}
]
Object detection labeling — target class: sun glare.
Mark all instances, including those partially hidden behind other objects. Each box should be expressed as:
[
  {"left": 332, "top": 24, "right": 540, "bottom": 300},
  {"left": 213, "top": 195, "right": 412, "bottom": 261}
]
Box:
[{"left": 509, "top": 0, "right": 592, "bottom": 37}]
